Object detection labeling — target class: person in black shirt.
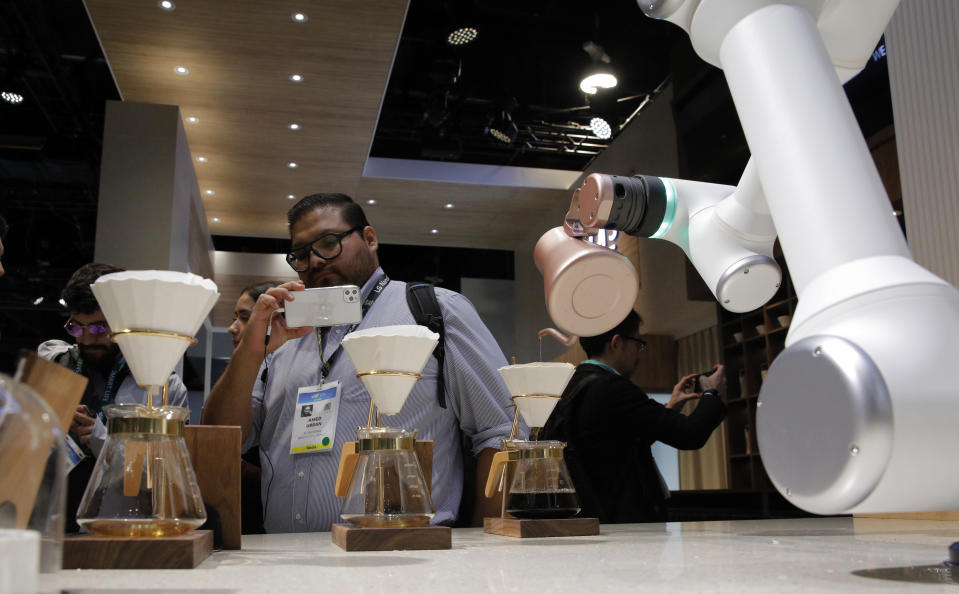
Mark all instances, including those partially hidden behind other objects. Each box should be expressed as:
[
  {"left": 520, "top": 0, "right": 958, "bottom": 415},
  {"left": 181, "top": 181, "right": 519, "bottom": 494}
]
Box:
[{"left": 541, "top": 310, "right": 727, "bottom": 523}]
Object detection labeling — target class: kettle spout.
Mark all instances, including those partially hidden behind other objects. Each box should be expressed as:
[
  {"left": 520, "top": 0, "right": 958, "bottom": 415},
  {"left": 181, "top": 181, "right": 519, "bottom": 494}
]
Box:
[{"left": 537, "top": 328, "right": 578, "bottom": 347}]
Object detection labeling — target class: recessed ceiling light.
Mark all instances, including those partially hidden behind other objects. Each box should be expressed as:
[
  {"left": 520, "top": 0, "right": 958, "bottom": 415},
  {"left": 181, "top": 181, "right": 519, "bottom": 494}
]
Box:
[
  {"left": 366, "top": 199, "right": 377, "bottom": 205},
  {"left": 196, "top": 156, "right": 208, "bottom": 162},
  {"left": 158, "top": 0, "right": 175, "bottom": 11},
  {"left": 288, "top": 123, "right": 300, "bottom": 131},
  {"left": 186, "top": 116, "right": 199, "bottom": 123},
  {"left": 444, "top": 203, "right": 454, "bottom": 209},
  {"left": 447, "top": 27, "right": 478, "bottom": 46},
  {"left": 174, "top": 66, "right": 189, "bottom": 75},
  {"left": 1, "top": 91, "right": 24, "bottom": 104},
  {"left": 212, "top": 217, "right": 220, "bottom": 222},
  {"left": 288, "top": 162, "right": 298, "bottom": 168},
  {"left": 291, "top": 12, "right": 308, "bottom": 23},
  {"left": 289, "top": 74, "right": 303, "bottom": 82},
  {"left": 287, "top": 194, "right": 296, "bottom": 200},
  {"left": 430, "top": 229, "right": 438, "bottom": 235},
  {"left": 204, "top": 189, "right": 215, "bottom": 196},
  {"left": 58, "top": 298, "right": 67, "bottom": 307},
  {"left": 33, "top": 296, "right": 44, "bottom": 306}
]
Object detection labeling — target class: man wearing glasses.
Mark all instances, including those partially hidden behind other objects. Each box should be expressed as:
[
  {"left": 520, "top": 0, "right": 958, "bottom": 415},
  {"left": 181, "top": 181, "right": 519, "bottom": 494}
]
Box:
[
  {"left": 203, "top": 193, "right": 516, "bottom": 532},
  {"left": 38, "top": 262, "right": 189, "bottom": 531},
  {"left": 541, "top": 310, "right": 727, "bottom": 524}
]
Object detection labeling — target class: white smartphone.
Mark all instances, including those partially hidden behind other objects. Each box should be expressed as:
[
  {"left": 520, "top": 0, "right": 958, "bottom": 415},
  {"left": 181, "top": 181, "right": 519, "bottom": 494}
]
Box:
[{"left": 282, "top": 285, "right": 363, "bottom": 328}]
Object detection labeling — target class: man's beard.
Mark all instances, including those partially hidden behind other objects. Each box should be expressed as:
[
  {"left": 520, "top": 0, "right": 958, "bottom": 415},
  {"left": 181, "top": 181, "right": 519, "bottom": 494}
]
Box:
[
  {"left": 305, "top": 250, "right": 377, "bottom": 289},
  {"left": 79, "top": 344, "right": 121, "bottom": 373}
]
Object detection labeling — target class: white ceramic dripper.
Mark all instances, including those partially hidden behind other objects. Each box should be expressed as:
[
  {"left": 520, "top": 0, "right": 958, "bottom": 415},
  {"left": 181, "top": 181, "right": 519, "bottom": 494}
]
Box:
[{"left": 498, "top": 362, "right": 575, "bottom": 439}]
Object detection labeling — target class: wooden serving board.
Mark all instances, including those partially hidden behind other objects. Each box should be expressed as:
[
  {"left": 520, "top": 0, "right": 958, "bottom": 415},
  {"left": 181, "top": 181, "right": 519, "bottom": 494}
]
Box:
[
  {"left": 484, "top": 517, "right": 600, "bottom": 538},
  {"left": 331, "top": 523, "right": 451, "bottom": 551},
  {"left": 63, "top": 530, "right": 213, "bottom": 569}
]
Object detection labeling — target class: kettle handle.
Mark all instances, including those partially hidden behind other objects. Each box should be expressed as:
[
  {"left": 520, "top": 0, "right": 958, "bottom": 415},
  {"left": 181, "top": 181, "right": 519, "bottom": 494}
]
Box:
[
  {"left": 484, "top": 450, "right": 512, "bottom": 499},
  {"left": 334, "top": 441, "right": 358, "bottom": 497}
]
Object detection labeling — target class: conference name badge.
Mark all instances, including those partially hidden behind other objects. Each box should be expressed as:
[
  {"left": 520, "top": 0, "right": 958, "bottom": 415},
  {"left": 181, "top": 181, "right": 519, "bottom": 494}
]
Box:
[{"left": 290, "top": 381, "right": 340, "bottom": 455}]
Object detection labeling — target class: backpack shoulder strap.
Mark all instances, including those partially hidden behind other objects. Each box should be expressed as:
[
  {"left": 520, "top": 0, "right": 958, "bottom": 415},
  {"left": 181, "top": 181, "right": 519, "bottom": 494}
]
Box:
[{"left": 406, "top": 282, "right": 447, "bottom": 408}]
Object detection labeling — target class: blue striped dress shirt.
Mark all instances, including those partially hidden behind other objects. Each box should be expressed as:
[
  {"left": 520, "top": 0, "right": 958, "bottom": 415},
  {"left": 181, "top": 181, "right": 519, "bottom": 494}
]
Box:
[{"left": 247, "top": 268, "right": 519, "bottom": 532}]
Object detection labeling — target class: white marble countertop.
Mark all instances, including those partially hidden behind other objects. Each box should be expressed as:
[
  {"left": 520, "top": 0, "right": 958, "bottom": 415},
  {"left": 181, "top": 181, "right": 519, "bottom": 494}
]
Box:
[{"left": 41, "top": 517, "right": 959, "bottom": 593}]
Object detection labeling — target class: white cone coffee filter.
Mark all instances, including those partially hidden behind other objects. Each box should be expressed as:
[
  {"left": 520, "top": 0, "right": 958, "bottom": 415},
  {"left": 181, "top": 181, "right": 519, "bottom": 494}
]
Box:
[
  {"left": 513, "top": 396, "right": 560, "bottom": 429},
  {"left": 498, "top": 362, "right": 575, "bottom": 397},
  {"left": 341, "top": 325, "right": 439, "bottom": 415},
  {"left": 92, "top": 271, "right": 219, "bottom": 387},
  {"left": 498, "top": 362, "right": 575, "bottom": 428}
]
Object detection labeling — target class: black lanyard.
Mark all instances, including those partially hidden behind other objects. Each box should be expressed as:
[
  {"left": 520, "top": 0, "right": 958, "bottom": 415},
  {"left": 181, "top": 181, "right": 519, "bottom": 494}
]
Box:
[
  {"left": 74, "top": 354, "right": 127, "bottom": 418},
  {"left": 318, "top": 274, "right": 390, "bottom": 381}
]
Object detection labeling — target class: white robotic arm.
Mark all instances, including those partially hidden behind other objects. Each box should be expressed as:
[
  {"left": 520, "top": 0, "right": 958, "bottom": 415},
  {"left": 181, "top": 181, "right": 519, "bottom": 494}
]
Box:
[
  {"left": 537, "top": 0, "right": 959, "bottom": 515},
  {"left": 564, "top": 158, "right": 780, "bottom": 313}
]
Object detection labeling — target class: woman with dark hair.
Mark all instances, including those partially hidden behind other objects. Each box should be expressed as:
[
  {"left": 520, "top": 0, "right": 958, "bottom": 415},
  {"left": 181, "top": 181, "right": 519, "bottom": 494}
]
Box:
[
  {"left": 228, "top": 281, "right": 284, "bottom": 349},
  {"left": 228, "top": 280, "right": 284, "bottom": 534}
]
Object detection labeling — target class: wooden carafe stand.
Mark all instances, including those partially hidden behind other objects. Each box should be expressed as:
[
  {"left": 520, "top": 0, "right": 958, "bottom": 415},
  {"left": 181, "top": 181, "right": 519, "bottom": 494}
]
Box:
[
  {"left": 482, "top": 444, "right": 599, "bottom": 539},
  {"left": 332, "top": 439, "right": 451, "bottom": 551},
  {"left": 62, "top": 424, "right": 241, "bottom": 569}
]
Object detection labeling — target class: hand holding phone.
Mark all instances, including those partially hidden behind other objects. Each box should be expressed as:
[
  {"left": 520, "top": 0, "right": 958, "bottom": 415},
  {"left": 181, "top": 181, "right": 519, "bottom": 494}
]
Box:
[{"left": 281, "top": 285, "right": 363, "bottom": 328}]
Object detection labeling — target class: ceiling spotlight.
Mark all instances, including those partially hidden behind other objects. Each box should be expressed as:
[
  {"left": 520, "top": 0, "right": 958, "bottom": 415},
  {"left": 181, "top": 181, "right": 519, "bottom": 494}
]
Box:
[
  {"left": 292, "top": 12, "right": 308, "bottom": 23},
  {"left": 289, "top": 74, "right": 303, "bottom": 82},
  {"left": 196, "top": 156, "right": 208, "bottom": 162},
  {"left": 174, "top": 66, "right": 189, "bottom": 75},
  {"left": 444, "top": 203, "right": 454, "bottom": 209},
  {"left": 212, "top": 217, "right": 220, "bottom": 223},
  {"left": 287, "top": 194, "right": 296, "bottom": 200},
  {"left": 288, "top": 123, "right": 300, "bottom": 130},
  {"left": 204, "top": 189, "right": 215, "bottom": 196},
  {"left": 186, "top": 116, "right": 199, "bottom": 123},
  {"left": 430, "top": 229, "right": 439, "bottom": 235},
  {"left": 487, "top": 113, "right": 518, "bottom": 144},
  {"left": 580, "top": 72, "right": 617, "bottom": 95},
  {"left": 590, "top": 117, "right": 612, "bottom": 140},
  {"left": 1, "top": 91, "right": 24, "bottom": 104},
  {"left": 446, "top": 27, "right": 478, "bottom": 46},
  {"left": 288, "top": 162, "right": 298, "bottom": 168},
  {"left": 58, "top": 298, "right": 67, "bottom": 307},
  {"left": 158, "top": 0, "right": 175, "bottom": 10},
  {"left": 366, "top": 199, "right": 377, "bottom": 205},
  {"left": 33, "top": 296, "right": 44, "bottom": 306}
]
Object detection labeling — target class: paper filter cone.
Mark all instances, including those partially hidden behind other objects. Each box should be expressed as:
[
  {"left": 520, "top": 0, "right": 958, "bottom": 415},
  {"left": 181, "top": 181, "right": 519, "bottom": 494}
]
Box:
[
  {"left": 497, "top": 362, "right": 575, "bottom": 397},
  {"left": 341, "top": 325, "right": 439, "bottom": 416},
  {"left": 498, "top": 362, "right": 575, "bottom": 429},
  {"left": 512, "top": 395, "right": 561, "bottom": 429},
  {"left": 92, "top": 271, "right": 219, "bottom": 387}
]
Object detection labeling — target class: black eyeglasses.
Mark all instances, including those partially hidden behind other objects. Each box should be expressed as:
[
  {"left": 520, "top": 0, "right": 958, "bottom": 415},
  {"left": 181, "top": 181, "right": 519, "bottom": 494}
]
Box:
[
  {"left": 286, "top": 226, "right": 363, "bottom": 272},
  {"left": 622, "top": 335, "right": 647, "bottom": 352},
  {"left": 64, "top": 319, "right": 110, "bottom": 337}
]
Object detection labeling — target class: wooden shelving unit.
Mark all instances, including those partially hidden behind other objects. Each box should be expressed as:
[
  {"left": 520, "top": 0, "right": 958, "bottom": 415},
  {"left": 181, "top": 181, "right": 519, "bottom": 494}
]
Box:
[{"left": 717, "top": 258, "right": 796, "bottom": 492}]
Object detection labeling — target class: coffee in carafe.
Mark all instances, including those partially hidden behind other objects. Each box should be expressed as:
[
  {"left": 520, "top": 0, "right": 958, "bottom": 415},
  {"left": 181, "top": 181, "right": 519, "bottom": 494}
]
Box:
[{"left": 503, "top": 440, "right": 580, "bottom": 519}]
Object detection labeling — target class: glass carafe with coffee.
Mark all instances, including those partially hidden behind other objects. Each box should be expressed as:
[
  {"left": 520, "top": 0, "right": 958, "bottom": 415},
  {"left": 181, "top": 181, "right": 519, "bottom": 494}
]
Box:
[
  {"left": 336, "top": 325, "right": 438, "bottom": 529},
  {"left": 75, "top": 271, "right": 219, "bottom": 537},
  {"left": 486, "top": 362, "right": 581, "bottom": 520}
]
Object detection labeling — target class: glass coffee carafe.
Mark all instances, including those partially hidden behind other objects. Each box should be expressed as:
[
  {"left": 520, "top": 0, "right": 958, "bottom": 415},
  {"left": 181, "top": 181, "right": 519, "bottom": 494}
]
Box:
[
  {"left": 501, "top": 440, "right": 580, "bottom": 519},
  {"left": 340, "top": 426, "right": 434, "bottom": 528},
  {"left": 76, "top": 403, "right": 206, "bottom": 537}
]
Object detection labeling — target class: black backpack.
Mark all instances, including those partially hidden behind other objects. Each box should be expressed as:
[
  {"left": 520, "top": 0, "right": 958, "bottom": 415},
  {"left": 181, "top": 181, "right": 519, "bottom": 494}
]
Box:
[{"left": 405, "top": 282, "right": 446, "bottom": 408}]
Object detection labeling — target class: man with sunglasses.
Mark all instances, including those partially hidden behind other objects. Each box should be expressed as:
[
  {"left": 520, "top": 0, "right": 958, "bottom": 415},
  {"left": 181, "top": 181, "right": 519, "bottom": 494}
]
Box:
[
  {"left": 38, "top": 262, "right": 189, "bottom": 532},
  {"left": 203, "top": 193, "right": 516, "bottom": 533},
  {"left": 541, "top": 310, "right": 727, "bottom": 524}
]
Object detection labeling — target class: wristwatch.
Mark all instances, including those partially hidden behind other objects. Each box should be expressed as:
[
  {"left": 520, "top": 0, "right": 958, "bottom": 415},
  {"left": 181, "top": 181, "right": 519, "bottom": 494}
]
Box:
[{"left": 702, "top": 389, "right": 719, "bottom": 399}]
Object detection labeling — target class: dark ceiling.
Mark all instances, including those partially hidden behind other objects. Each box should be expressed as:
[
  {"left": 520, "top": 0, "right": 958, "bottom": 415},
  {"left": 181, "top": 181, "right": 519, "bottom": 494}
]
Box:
[
  {"left": 0, "top": 0, "right": 119, "bottom": 372},
  {"left": 370, "top": 0, "right": 684, "bottom": 170}
]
